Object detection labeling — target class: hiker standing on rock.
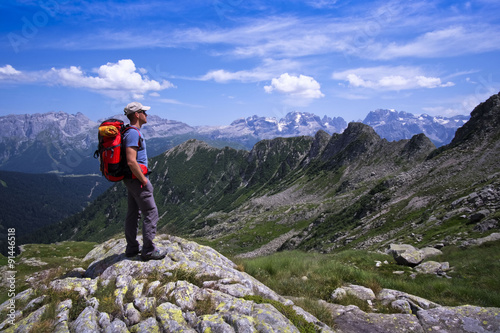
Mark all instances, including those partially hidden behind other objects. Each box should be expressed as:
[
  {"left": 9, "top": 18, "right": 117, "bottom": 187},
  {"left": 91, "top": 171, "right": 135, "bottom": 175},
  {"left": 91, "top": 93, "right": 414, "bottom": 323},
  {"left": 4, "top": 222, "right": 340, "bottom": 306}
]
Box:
[{"left": 123, "top": 102, "right": 167, "bottom": 261}]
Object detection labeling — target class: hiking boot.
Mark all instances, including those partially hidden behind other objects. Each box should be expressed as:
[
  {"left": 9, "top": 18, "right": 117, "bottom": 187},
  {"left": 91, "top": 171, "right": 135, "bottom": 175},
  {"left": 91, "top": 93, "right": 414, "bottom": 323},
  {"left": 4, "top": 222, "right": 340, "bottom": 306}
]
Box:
[
  {"left": 125, "top": 245, "right": 142, "bottom": 258},
  {"left": 141, "top": 248, "right": 167, "bottom": 261}
]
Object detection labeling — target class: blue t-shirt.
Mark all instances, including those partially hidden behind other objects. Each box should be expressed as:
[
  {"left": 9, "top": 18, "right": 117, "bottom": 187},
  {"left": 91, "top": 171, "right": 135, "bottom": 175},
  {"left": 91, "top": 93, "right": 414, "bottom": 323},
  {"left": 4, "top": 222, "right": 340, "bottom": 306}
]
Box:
[{"left": 123, "top": 126, "right": 147, "bottom": 168}]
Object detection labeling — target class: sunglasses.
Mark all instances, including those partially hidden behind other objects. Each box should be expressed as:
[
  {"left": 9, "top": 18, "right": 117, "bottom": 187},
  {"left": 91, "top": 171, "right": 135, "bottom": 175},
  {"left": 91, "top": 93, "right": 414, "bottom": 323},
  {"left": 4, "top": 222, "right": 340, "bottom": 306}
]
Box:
[{"left": 138, "top": 110, "right": 147, "bottom": 116}]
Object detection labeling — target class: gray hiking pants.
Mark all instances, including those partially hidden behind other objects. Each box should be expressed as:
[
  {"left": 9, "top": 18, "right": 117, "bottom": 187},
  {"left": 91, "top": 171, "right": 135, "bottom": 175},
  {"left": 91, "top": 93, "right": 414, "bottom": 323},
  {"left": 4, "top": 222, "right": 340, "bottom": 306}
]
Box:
[{"left": 123, "top": 178, "right": 158, "bottom": 256}]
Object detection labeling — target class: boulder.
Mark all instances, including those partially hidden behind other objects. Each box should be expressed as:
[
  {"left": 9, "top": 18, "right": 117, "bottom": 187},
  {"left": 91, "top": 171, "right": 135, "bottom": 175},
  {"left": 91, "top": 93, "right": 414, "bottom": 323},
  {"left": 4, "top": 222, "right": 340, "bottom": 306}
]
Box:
[
  {"left": 417, "top": 305, "right": 500, "bottom": 332},
  {"left": 473, "top": 219, "right": 498, "bottom": 233},
  {"left": 70, "top": 306, "right": 99, "bottom": 333},
  {"left": 377, "top": 288, "right": 441, "bottom": 311},
  {"left": 394, "top": 249, "right": 424, "bottom": 267},
  {"left": 387, "top": 244, "right": 417, "bottom": 256},
  {"left": 477, "top": 232, "right": 500, "bottom": 245},
  {"left": 331, "top": 306, "right": 424, "bottom": 333},
  {"left": 414, "top": 261, "right": 450, "bottom": 275},
  {"left": 420, "top": 247, "right": 443, "bottom": 260},
  {"left": 331, "top": 284, "right": 376, "bottom": 302},
  {"left": 468, "top": 209, "right": 490, "bottom": 223}
]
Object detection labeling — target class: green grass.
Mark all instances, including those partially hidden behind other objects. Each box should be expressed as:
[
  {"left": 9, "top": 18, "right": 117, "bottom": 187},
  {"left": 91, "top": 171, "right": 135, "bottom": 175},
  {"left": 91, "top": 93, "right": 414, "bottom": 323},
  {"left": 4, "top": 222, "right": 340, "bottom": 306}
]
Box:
[
  {"left": 239, "top": 241, "right": 500, "bottom": 317},
  {"left": 0, "top": 241, "right": 96, "bottom": 305}
]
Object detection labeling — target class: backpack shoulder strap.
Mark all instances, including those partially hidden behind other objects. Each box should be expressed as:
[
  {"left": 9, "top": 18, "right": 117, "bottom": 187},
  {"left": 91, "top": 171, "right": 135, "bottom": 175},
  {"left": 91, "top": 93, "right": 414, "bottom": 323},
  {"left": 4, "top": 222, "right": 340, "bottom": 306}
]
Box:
[{"left": 122, "top": 125, "right": 142, "bottom": 148}]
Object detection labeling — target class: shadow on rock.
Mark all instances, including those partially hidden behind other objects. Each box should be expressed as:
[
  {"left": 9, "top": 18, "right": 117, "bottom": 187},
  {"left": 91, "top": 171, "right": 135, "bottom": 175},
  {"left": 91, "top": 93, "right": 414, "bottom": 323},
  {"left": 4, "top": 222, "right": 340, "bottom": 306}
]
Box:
[{"left": 85, "top": 253, "right": 142, "bottom": 279}]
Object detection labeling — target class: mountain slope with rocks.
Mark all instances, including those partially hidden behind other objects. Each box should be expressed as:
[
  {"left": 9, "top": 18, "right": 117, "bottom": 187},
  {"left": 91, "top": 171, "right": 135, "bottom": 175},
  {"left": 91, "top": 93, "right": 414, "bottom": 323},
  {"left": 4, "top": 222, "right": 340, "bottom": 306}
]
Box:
[
  {"left": 1, "top": 236, "right": 499, "bottom": 332},
  {"left": 26, "top": 93, "right": 500, "bottom": 262}
]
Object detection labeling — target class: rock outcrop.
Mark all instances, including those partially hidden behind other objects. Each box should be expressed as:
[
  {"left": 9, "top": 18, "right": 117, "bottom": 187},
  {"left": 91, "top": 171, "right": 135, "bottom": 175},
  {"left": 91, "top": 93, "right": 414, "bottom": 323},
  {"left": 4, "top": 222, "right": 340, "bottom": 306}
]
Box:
[{"left": 2, "top": 235, "right": 500, "bottom": 333}]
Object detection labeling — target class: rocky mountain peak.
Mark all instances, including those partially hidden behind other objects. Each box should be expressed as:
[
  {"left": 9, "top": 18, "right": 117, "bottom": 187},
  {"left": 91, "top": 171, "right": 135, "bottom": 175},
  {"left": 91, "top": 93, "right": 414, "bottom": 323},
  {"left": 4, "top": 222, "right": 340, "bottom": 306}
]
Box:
[
  {"left": 321, "top": 122, "right": 380, "bottom": 164},
  {"left": 163, "top": 139, "right": 216, "bottom": 160},
  {"left": 401, "top": 133, "right": 436, "bottom": 160},
  {"left": 449, "top": 91, "right": 500, "bottom": 148}
]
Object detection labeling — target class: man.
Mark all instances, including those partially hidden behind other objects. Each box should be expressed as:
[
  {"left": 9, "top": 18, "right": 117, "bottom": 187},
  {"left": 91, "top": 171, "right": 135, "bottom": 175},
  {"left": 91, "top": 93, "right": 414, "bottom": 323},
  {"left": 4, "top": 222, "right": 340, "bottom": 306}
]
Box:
[{"left": 123, "top": 101, "right": 166, "bottom": 261}]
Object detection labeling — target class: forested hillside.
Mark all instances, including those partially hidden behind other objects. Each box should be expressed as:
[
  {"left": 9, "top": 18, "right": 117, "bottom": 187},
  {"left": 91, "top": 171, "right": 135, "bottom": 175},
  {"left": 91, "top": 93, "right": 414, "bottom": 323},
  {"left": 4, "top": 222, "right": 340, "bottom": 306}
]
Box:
[{"left": 0, "top": 171, "right": 109, "bottom": 254}]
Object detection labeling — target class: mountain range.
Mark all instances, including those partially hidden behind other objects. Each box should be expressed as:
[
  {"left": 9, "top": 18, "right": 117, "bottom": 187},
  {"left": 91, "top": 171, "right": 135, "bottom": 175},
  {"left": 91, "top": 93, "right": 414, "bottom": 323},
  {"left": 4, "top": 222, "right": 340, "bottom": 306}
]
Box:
[
  {"left": 0, "top": 109, "right": 468, "bottom": 175},
  {"left": 2, "top": 93, "right": 500, "bottom": 333},
  {"left": 20, "top": 92, "right": 499, "bottom": 260}
]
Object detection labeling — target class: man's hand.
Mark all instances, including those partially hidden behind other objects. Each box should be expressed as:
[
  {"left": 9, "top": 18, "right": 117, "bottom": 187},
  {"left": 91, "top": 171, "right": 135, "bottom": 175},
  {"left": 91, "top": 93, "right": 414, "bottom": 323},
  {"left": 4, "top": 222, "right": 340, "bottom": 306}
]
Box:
[{"left": 126, "top": 146, "right": 148, "bottom": 185}]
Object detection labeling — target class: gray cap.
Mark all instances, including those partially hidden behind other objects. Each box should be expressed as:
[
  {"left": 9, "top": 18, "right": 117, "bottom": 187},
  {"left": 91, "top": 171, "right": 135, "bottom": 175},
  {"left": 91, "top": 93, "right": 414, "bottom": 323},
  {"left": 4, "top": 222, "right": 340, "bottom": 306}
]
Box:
[{"left": 124, "top": 102, "right": 150, "bottom": 115}]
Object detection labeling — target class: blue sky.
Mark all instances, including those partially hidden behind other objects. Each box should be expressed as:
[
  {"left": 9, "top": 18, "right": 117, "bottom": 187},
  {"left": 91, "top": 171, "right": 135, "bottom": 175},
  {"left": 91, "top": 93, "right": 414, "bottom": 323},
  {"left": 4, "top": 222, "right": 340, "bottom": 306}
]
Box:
[{"left": 1, "top": 0, "right": 499, "bottom": 126}]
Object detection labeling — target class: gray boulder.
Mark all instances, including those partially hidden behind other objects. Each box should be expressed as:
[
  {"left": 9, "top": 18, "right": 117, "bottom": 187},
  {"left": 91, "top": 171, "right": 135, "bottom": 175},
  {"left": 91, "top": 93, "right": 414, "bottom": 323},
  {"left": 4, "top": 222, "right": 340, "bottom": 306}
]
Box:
[
  {"left": 420, "top": 247, "right": 443, "bottom": 260},
  {"left": 415, "top": 261, "right": 450, "bottom": 275},
  {"left": 388, "top": 244, "right": 425, "bottom": 266},
  {"left": 394, "top": 249, "right": 424, "bottom": 266},
  {"left": 473, "top": 219, "right": 498, "bottom": 232},
  {"left": 329, "top": 305, "right": 424, "bottom": 333},
  {"left": 417, "top": 305, "right": 500, "bottom": 332},
  {"left": 331, "top": 284, "right": 376, "bottom": 302}
]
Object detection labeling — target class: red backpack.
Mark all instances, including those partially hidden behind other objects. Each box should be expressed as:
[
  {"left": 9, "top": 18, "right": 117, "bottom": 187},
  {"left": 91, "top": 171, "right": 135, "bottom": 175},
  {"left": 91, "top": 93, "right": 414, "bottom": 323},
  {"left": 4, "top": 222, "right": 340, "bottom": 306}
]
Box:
[{"left": 93, "top": 119, "right": 142, "bottom": 182}]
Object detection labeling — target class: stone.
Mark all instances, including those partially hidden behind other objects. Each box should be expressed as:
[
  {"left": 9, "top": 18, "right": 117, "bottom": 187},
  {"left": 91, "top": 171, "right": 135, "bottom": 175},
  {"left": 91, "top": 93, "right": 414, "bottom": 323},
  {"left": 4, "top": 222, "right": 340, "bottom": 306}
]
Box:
[
  {"left": 415, "top": 261, "right": 449, "bottom": 275},
  {"left": 469, "top": 209, "right": 490, "bottom": 223},
  {"left": 331, "top": 284, "right": 376, "bottom": 303},
  {"left": 156, "top": 302, "right": 195, "bottom": 332},
  {"left": 420, "top": 247, "right": 443, "bottom": 259},
  {"left": 417, "top": 305, "right": 500, "bottom": 332},
  {"left": 103, "top": 319, "right": 129, "bottom": 333},
  {"left": 129, "top": 317, "right": 160, "bottom": 333},
  {"left": 98, "top": 312, "right": 111, "bottom": 329},
  {"left": 70, "top": 306, "right": 99, "bottom": 333},
  {"left": 473, "top": 219, "right": 499, "bottom": 233},
  {"left": 332, "top": 306, "right": 424, "bottom": 333},
  {"left": 133, "top": 296, "right": 156, "bottom": 314},
  {"left": 394, "top": 249, "right": 424, "bottom": 267},
  {"left": 377, "top": 288, "right": 441, "bottom": 311},
  {"left": 124, "top": 303, "right": 142, "bottom": 326},
  {"left": 387, "top": 244, "right": 417, "bottom": 256},
  {"left": 196, "top": 313, "right": 236, "bottom": 332},
  {"left": 391, "top": 300, "right": 413, "bottom": 314},
  {"left": 1, "top": 304, "right": 48, "bottom": 333},
  {"left": 477, "top": 232, "right": 500, "bottom": 245}
]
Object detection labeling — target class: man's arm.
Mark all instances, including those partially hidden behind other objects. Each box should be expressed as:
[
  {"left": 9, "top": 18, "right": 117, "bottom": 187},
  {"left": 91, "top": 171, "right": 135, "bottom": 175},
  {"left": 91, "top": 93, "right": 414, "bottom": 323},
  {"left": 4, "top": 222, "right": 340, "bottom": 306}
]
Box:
[{"left": 126, "top": 146, "right": 148, "bottom": 186}]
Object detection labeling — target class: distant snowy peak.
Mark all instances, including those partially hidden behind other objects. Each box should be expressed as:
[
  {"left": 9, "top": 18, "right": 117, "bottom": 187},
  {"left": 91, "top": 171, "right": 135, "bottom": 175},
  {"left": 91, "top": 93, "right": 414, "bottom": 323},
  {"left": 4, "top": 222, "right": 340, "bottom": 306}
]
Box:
[
  {"left": 363, "top": 109, "right": 470, "bottom": 147},
  {"left": 1, "top": 111, "right": 98, "bottom": 140},
  {"left": 225, "top": 112, "right": 347, "bottom": 139}
]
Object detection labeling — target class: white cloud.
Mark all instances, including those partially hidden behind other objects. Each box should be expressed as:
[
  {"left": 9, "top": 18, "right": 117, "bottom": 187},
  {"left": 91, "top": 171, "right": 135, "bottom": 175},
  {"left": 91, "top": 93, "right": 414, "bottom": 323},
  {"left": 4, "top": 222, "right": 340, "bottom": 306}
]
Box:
[
  {"left": 199, "top": 59, "right": 301, "bottom": 83},
  {"left": 49, "top": 59, "right": 174, "bottom": 99},
  {"left": 305, "top": 0, "right": 338, "bottom": 9},
  {"left": 201, "top": 69, "right": 270, "bottom": 83},
  {"left": 0, "top": 60, "right": 174, "bottom": 100},
  {"left": 371, "top": 26, "right": 500, "bottom": 60},
  {"left": 0, "top": 65, "right": 21, "bottom": 76},
  {"left": 333, "top": 66, "right": 454, "bottom": 91},
  {"left": 264, "top": 73, "right": 324, "bottom": 99},
  {"left": 158, "top": 98, "right": 203, "bottom": 108}
]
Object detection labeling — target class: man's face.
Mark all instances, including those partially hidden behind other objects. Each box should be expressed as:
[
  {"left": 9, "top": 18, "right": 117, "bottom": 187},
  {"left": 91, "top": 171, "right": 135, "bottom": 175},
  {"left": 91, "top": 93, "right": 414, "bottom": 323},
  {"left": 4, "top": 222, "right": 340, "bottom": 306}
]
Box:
[{"left": 138, "top": 110, "right": 148, "bottom": 124}]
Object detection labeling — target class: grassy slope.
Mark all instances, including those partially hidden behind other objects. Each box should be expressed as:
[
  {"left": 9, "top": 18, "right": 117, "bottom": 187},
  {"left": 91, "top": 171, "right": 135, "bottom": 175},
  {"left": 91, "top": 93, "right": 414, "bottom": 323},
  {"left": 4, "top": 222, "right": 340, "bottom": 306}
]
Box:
[{"left": 237, "top": 241, "right": 500, "bottom": 310}]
